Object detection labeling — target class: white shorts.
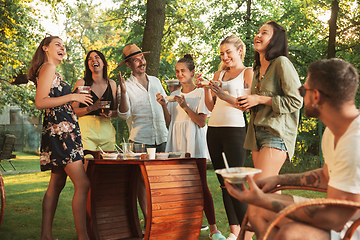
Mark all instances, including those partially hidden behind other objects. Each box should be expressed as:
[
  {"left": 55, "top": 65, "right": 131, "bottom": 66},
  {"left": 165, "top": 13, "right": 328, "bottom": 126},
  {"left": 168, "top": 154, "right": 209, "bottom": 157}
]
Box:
[{"left": 292, "top": 196, "right": 360, "bottom": 240}]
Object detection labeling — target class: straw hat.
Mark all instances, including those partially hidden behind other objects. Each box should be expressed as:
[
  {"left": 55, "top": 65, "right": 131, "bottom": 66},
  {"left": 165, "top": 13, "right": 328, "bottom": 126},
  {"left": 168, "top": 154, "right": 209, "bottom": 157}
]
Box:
[{"left": 119, "top": 44, "right": 150, "bottom": 66}]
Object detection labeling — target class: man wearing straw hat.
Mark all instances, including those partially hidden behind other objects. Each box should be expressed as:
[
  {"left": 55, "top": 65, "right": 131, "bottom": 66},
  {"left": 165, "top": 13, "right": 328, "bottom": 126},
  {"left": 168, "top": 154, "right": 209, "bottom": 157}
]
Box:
[
  {"left": 226, "top": 58, "right": 360, "bottom": 240},
  {"left": 117, "top": 44, "right": 168, "bottom": 223}
]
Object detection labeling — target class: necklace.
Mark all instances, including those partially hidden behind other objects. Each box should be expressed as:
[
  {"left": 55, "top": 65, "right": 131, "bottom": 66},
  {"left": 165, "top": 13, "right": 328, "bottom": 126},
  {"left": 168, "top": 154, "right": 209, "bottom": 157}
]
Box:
[{"left": 255, "top": 73, "right": 264, "bottom": 92}]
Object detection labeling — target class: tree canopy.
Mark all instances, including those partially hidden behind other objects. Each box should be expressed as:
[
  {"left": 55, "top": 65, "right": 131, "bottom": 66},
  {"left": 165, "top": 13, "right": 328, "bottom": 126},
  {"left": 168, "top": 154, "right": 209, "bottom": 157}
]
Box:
[
  {"left": 1, "top": 0, "right": 359, "bottom": 163},
  {"left": 1, "top": 0, "right": 359, "bottom": 111}
]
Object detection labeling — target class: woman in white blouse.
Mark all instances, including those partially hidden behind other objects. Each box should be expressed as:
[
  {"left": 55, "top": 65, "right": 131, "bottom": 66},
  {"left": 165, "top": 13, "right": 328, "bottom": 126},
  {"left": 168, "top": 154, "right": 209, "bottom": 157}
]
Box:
[{"left": 157, "top": 54, "right": 226, "bottom": 240}]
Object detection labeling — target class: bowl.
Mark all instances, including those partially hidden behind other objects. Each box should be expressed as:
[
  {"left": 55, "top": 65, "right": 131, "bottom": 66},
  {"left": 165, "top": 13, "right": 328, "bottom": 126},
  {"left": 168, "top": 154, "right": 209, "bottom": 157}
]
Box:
[
  {"left": 168, "top": 152, "right": 182, "bottom": 158},
  {"left": 101, "top": 153, "right": 119, "bottom": 160},
  {"left": 215, "top": 167, "right": 262, "bottom": 184},
  {"left": 197, "top": 80, "right": 221, "bottom": 89},
  {"left": 125, "top": 153, "right": 142, "bottom": 159},
  {"left": 156, "top": 152, "right": 169, "bottom": 159},
  {"left": 165, "top": 79, "right": 180, "bottom": 86},
  {"left": 165, "top": 95, "right": 177, "bottom": 102}
]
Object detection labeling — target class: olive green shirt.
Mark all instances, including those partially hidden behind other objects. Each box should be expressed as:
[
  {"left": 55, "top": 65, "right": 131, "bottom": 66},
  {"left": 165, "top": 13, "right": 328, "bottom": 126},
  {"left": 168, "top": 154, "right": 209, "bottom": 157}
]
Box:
[{"left": 244, "top": 56, "right": 303, "bottom": 160}]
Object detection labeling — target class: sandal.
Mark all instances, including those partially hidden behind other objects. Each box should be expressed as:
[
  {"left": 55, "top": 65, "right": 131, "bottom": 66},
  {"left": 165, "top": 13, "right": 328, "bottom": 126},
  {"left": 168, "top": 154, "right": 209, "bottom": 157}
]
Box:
[{"left": 209, "top": 232, "right": 226, "bottom": 240}]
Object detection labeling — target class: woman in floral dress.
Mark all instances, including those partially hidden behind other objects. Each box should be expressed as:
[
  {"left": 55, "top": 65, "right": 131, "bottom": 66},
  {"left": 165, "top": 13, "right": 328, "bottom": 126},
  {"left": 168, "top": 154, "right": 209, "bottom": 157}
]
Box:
[{"left": 28, "top": 36, "right": 92, "bottom": 240}]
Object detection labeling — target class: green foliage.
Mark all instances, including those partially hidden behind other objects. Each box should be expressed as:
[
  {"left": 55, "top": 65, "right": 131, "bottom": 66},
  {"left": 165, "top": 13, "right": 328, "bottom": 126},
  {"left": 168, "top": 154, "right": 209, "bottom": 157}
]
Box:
[
  {"left": 0, "top": 0, "right": 43, "bottom": 116},
  {"left": 111, "top": 117, "right": 129, "bottom": 145},
  {"left": 2, "top": 0, "right": 359, "bottom": 162}
]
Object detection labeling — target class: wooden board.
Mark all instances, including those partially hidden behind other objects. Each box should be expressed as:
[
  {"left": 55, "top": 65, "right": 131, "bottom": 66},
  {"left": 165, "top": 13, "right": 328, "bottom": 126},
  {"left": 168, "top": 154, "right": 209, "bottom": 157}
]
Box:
[
  {"left": 144, "top": 161, "right": 203, "bottom": 240},
  {"left": 86, "top": 158, "right": 204, "bottom": 240}
]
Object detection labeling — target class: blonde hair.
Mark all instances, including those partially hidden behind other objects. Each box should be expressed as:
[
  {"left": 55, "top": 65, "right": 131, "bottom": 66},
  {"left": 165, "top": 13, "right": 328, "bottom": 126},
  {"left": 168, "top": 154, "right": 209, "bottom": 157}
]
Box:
[{"left": 218, "top": 34, "right": 246, "bottom": 71}]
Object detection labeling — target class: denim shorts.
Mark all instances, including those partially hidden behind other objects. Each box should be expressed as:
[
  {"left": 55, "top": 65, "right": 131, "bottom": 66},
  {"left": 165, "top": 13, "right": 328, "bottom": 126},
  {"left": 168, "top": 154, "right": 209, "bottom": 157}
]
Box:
[{"left": 255, "top": 126, "right": 287, "bottom": 152}]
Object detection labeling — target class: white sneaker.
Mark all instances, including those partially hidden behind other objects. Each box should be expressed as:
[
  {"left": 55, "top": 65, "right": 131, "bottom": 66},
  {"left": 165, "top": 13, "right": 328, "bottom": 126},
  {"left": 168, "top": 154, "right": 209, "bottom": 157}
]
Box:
[
  {"left": 226, "top": 233, "right": 237, "bottom": 240},
  {"left": 201, "top": 225, "right": 209, "bottom": 231}
]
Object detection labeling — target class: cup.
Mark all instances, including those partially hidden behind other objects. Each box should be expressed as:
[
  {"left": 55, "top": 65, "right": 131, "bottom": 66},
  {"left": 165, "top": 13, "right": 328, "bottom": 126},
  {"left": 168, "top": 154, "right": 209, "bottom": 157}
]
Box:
[
  {"left": 147, "top": 148, "right": 156, "bottom": 159},
  {"left": 100, "top": 101, "right": 111, "bottom": 114},
  {"left": 211, "top": 81, "right": 221, "bottom": 87},
  {"left": 133, "top": 143, "right": 145, "bottom": 153},
  {"left": 78, "top": 86, "right": 91, "bottom": 94},
  {"left": 236, "top": 88, "right": 250, "bottom": 107},
  {"left": 121, "top": 143, "right": 134, "bottom": 153},
  {"left": 236, "top": 88, "right": 250, "bottom": 97}
]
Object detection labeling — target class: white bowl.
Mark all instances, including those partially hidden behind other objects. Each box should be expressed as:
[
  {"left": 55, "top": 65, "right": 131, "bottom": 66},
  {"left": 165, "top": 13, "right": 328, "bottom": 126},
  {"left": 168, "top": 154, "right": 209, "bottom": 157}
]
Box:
[
  {"left": 215, "top": 167, "right": 262, "bottom": 184},
  {"left": 156, "top": 152, "right": 169, "bottom": 159},
  {"left": 165, "top": 95, "right": 177, "bottom": 102},
  {"left": 101, "top": 153, "right": 119, "bottom": 159},
  {"left": 168, "top": 152, "right": 182, "bottom": 158},
  {"left": 166, "top": 79, "right": 180, "bottom": 86},
  {"left": 125, "top": 153, "right": 142, "bottom": 159}
]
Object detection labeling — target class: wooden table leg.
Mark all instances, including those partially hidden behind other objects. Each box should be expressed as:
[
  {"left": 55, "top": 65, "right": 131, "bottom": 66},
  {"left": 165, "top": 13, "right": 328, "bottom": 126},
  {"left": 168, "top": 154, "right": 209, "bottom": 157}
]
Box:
[
  {"left": 144, "top": 160, "right": 203, "bottom": 239},
  {"left": 87, "top": 162, "right": 142, "bottom": 240}
]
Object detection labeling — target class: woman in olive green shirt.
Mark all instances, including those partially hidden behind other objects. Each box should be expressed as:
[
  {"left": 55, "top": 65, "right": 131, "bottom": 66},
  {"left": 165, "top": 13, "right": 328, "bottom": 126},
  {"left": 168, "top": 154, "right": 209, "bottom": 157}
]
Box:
[{"left": 238, "top": 21, "right": 303, "bottom": 180}]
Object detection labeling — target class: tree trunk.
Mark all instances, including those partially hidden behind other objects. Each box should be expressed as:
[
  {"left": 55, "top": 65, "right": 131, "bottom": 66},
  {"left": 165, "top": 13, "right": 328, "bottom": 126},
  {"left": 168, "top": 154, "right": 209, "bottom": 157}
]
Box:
[
  {"left": 245, "top": 0, "right": 252, "bottom": 67},
  {"left": 142, "top": 0, "right": 166, "bottom": 77},
  {"left": 327, "top": 0, "right": 339, "bottom": 59}
]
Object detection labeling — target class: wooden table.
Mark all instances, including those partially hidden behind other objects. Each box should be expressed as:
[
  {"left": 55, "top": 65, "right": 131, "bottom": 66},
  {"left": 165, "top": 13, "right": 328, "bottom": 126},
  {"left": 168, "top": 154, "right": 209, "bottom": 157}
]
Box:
[{"left": 85, "top": 155, "right": 204, "bottom": 240}]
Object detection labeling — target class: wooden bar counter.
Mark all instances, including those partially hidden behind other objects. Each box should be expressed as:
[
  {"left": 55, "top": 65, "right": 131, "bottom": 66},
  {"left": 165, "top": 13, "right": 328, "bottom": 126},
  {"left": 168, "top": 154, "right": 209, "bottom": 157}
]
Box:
[{"left": 85, "top": 153, "right": 204, "bottom": 240}]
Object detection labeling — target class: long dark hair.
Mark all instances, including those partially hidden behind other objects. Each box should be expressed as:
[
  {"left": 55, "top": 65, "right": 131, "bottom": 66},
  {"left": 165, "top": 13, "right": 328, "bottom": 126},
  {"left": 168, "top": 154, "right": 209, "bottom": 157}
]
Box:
[
  {"left": 28, "top": 36, "right": 61, "bottom": 85},
  {"left": 254, "top": 21, "right": 289, "bottom": 69},
  {"left": 84, "top": 50, "right": 109, "bottom": 86}
]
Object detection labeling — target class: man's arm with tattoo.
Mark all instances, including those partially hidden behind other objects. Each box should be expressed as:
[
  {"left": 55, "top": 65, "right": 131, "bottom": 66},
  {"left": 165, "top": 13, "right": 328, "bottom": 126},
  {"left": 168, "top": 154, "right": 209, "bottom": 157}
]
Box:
[{"left": 278, "top": 168, "right": 328, "bottom": 189}]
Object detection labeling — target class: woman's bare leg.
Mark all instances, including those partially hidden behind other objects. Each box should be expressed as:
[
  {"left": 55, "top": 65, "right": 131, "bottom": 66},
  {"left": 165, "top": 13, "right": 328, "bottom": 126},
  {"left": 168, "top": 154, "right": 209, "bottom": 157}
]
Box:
[
  {"left": 230, "top": 224, "right": 240, "bottom": 236},
  {"left": 64, "top": 160, "right": 90, "bottom": 240},
  {"left": 41, "top": 167, "right": 67, "bottom": 240},
  {"left": 252, "top": 147, "right": 287, "bottom": 181}
]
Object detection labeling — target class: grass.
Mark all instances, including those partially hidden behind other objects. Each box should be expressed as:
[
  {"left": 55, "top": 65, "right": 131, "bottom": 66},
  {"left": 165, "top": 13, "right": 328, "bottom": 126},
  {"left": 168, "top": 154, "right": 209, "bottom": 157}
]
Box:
[
  {"left": 0, "top": 152, "right": 325, "bottom": 239},
  {"left": 1, "top": 153, "right": 76, "bottom": 239}
]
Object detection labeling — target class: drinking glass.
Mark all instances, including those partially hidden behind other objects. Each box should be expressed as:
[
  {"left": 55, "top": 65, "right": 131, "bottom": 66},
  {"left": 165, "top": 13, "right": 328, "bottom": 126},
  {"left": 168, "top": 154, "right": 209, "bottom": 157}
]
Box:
[
  {"left": 78, "top": 86, "right": 91, "bottom": 94},
  {"left": 133, "top": 143, "right": 145, "bottom": 153},
  {"left": 100, "top": 101, "right": 111, "bottom": 114}
]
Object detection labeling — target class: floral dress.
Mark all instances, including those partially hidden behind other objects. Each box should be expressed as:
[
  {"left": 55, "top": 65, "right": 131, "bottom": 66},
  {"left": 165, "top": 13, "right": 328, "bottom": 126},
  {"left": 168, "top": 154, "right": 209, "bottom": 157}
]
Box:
[{"left": 40, "top": 73, "right": 84, "bottom": 171}]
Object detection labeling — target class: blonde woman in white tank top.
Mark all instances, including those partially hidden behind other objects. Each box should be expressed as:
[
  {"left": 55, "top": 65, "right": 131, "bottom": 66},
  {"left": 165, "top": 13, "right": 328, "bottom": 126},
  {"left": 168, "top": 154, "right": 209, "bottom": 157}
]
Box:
[{"left": 197, "top": 34, "right": 253, "bottom": 240}]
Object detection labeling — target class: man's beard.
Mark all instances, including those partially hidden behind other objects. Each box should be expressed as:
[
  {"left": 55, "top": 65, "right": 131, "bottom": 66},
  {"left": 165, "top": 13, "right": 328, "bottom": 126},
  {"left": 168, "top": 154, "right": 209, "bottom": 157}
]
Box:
[
  {"left": 133, "top": 64, "right": 146, "bottom": 74},
  {"left": 138, "top": 64, "right": 146, "bottom": 70},
  {"left": 304, "top": 103, "right": 320, "bottom": 118}
]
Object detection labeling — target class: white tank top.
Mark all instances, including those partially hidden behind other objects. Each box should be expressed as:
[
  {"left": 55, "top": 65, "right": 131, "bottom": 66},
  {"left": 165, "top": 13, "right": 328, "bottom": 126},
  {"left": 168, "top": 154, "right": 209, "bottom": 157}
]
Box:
[{"left": 208, "top": 68, "right": 250, "bottom": 127}]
